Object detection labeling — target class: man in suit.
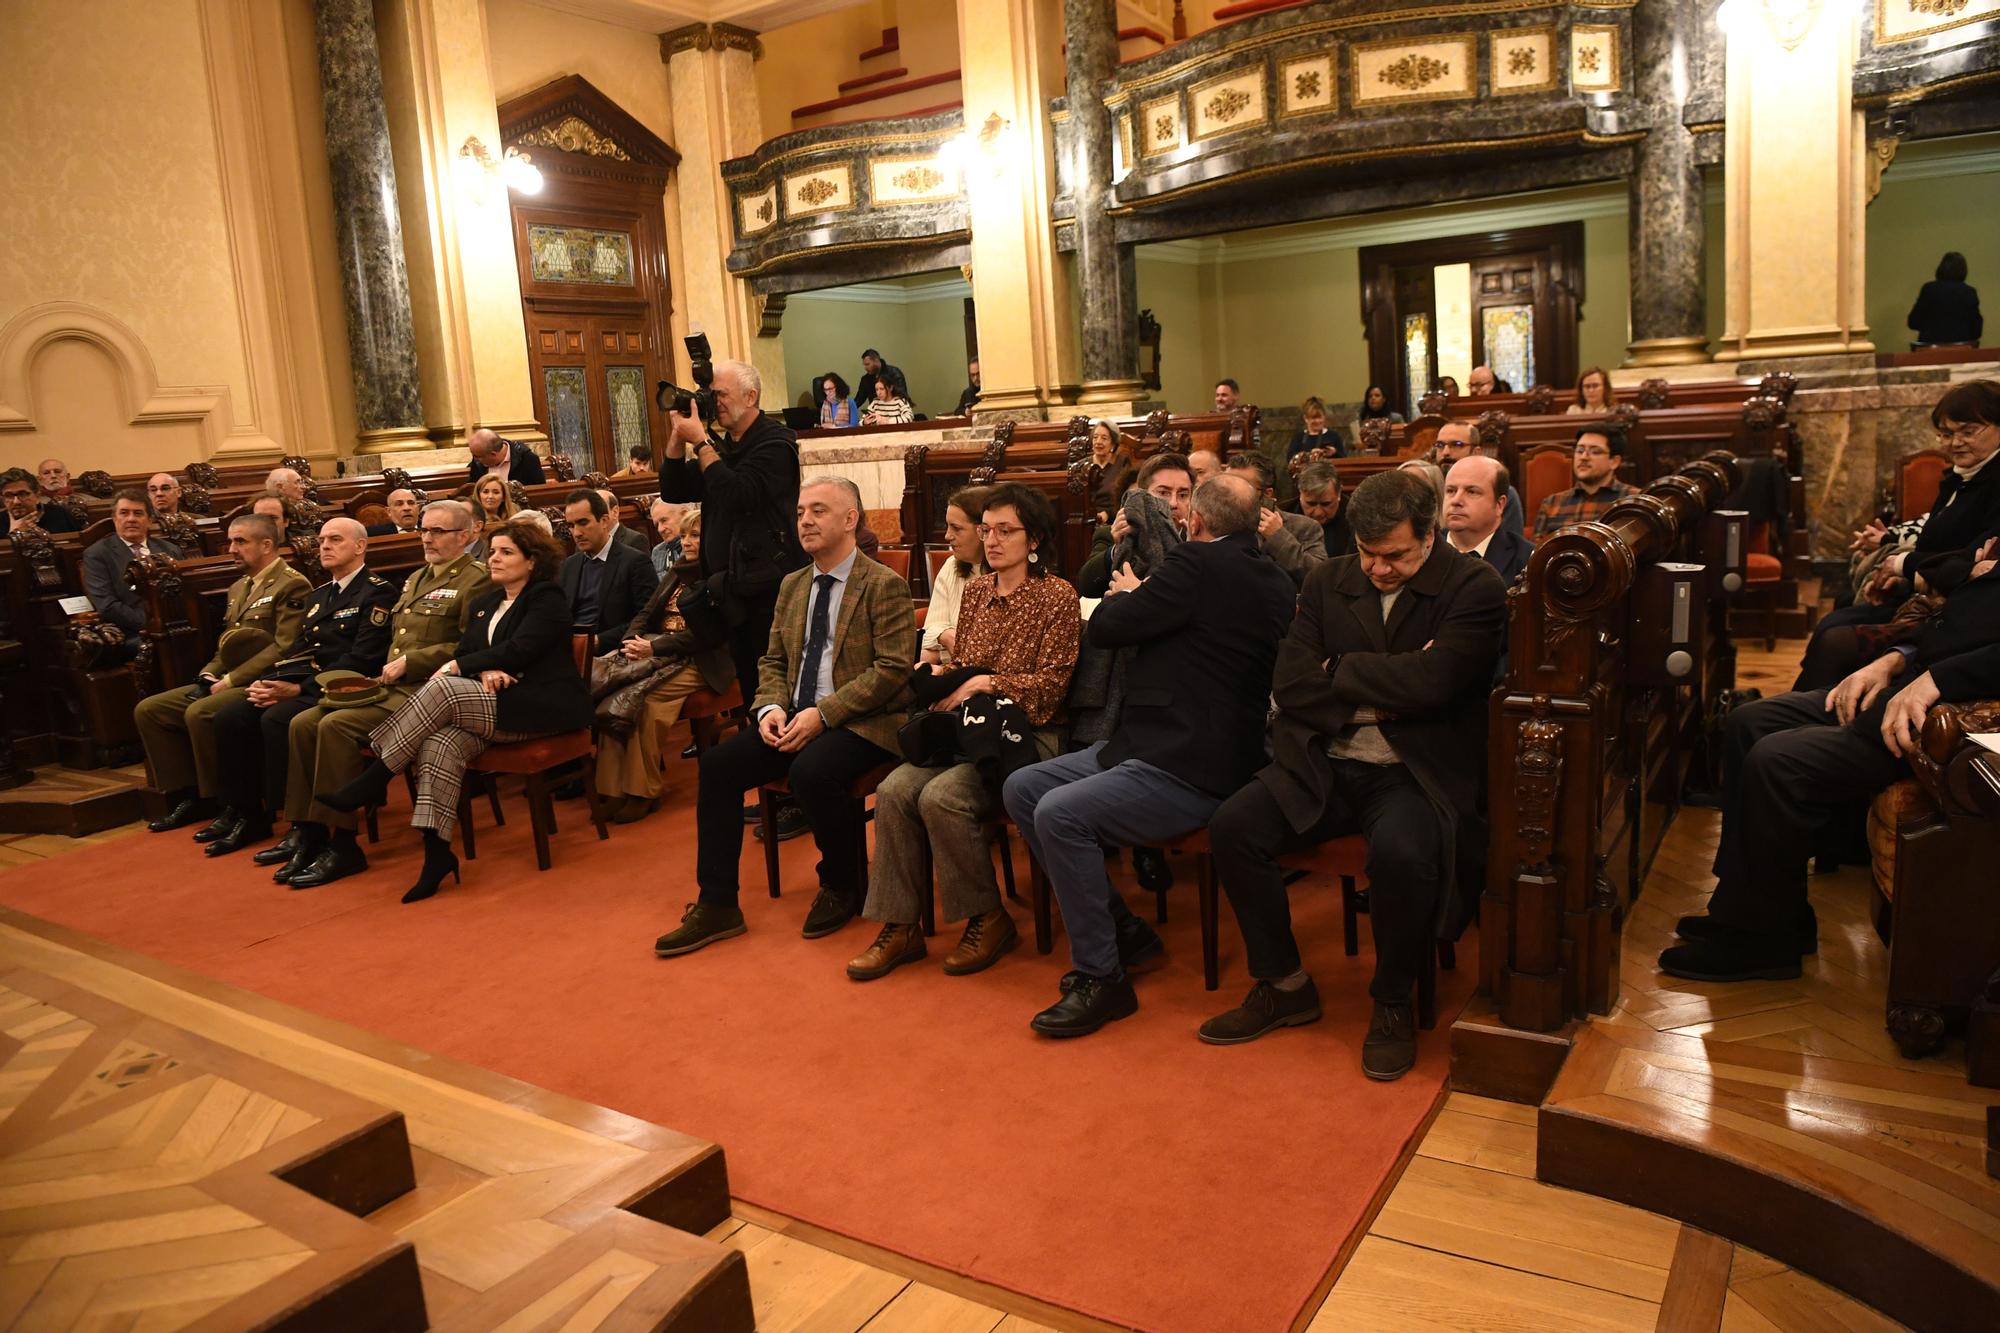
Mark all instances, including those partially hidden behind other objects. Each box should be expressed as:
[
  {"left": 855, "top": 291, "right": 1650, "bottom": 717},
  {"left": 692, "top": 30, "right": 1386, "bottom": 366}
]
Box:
[
  {"left": 466, "top": 427, "right": 546, "bottom": 486},
  {"left": 1206, "top": 470, "right": 1506, "bottom": 1079},
  {"left": 147, "top": 472, "right": 184, "bottom": 518},
  {"left": 0, "top": 467, "right": 79, "bottom": 536},
  {"left": 1433, "top": 421, "right": 1525, "bottom": 541},
  {"left": 136, "top": 513, "right": 312, "bottom": 835},
  {"left": 597, "top": 488, "right": 650, "bottom": 557},
  {"left": 205, "top": 518, "right": 397, "bottom": 854},
  {"left": 365, "top": 488, "right": 422, "bottom": 537},
  {"left": 276, "top": 500, "right": 490, "bottom": 888},
  {"left": 1443, "top": 455, "right": 1532, "bottom": 585},
  {"left": 1296, "top": 462, "right": 1354, "bottom": 558},
  {"left": 653, "top": 477, "right": 915, "bottom": 958},
  {"left": 1002, "top": 474, "right": 1297, "bottom": 1037},
  {"left": 562, "top": 489, "right": 658, "bottom": 654},
  {"left": 1665, "top": 537, "right": 2000, "bottom": 983},
  {"left": 1226, "top": 450, "right": 1328, "bottom": 585},
  {"left": 84, "top": 489, "right": 181, "bottom": 654}
]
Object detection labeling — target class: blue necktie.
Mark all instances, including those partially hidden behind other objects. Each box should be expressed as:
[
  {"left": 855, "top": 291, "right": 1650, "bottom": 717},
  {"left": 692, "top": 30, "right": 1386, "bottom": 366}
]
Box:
[{"left": 795, "top": 574, "right": 836, "bottom": 713}]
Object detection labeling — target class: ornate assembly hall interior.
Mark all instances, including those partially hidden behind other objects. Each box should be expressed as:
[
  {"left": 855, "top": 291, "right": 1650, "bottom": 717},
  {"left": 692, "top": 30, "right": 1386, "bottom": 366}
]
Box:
[{"left": 3, "top": 0, "right": 2000, "bottom": 1328}]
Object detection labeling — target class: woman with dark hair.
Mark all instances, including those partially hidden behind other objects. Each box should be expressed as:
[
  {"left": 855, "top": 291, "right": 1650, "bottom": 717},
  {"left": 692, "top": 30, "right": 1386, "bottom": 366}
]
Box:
[
  {"left": 1087, "top": 419, "right": 1136, "bottom": 522},
  {"left": 845, "top": 481, "right": 1081, "bottom": 981},
  {"left": 1568, "top": 366, "right": 1617, "bottom": 414},
  {"left": 861, "top": 374, "right": 915, "bottom": 425},
  {"left": 1437, "top": 375, "right": 1460, "bottom": 399},
  {"left": 1356, "top": 384, "right": 1403, "bottom": 425},
  {"left": 321, "top": 518, "right": 590, "bottom": 902},
  {"left": 923, "top": 485, "right": 988, "bottom": 665},
  {"left": 1908, "top": 252, "right": 1982, "bottom": 348},
  {"left": 818, "top": 372, "right": 858, "bottom": 428}
]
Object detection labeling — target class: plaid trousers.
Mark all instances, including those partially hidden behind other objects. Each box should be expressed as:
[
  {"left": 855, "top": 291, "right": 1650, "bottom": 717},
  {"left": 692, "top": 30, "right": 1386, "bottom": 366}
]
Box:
[{"left": 367, "top": 674, "right": 528, "bottom": 842}]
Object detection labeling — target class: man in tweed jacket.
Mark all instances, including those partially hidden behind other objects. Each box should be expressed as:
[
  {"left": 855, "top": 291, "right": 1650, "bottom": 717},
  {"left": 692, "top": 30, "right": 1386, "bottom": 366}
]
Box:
[{"left": 655, "top": 477, "right": 915, "bottom": 957}]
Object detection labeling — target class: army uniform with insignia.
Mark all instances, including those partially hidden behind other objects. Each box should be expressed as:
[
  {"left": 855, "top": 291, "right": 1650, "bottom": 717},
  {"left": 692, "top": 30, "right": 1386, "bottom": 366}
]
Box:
[
  {"left": 136, "top": 554, "right": 310, "bottom": 828},
  {"left": 203, "top": 566, "right": 399, "bottom": 855},
  {"left": 277, "top": 552, "right": 491, "bottom": 886}
]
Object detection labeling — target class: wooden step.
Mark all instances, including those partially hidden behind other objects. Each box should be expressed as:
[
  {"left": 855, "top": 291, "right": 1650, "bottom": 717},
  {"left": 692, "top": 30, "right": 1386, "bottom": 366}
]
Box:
[
  {"left": 791, "top": 70, "right": 963, "bottom": 126},
  {"left": 837, "top": 65, "right": 907, "bottom": 93},
  {"left": 0, "top": 763, "right": 146, "bottom": 837},
  {"left": 1539, "top": 1023, "right": 2000, "bottom": 1332},
  {"left": 0, "top": 908, "right": 753, "bottom": 1330},
  {"left": 857, "top": 26, "right": 898, "bottom": 67}
]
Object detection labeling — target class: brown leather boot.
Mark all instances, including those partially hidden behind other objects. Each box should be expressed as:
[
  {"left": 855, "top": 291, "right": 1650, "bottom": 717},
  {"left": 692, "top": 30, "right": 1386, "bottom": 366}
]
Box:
[
  {"left": 942, "top": 908, "right": 1019, "bottom": 976},
  {"left": 846, "top": 922, "right": 926, "bottom": 981}
]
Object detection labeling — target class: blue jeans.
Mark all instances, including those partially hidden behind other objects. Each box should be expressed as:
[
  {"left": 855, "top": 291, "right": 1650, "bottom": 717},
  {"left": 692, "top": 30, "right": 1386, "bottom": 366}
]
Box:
[{"left": 1002, "top": 743, "right": 1222, "bottom": 978}]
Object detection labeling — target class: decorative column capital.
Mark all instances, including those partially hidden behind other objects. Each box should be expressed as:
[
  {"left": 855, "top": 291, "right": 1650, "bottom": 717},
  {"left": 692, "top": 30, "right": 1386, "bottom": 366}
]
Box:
[
  {"left": 712, "top": 23, "right": 763, "bottom": 59},
  {"left": 660, "top": 22, "right": 761, "bottom": 62}
]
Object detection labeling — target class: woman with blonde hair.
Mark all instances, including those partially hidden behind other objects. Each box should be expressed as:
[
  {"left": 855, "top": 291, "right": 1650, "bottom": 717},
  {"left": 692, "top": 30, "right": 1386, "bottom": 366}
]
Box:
[
  {"left": 1087, "top": 420, "right": 1135, "bottom": 523},
  {"left": 1568, "top": 366, "right": 1618, "bottom": 414}
]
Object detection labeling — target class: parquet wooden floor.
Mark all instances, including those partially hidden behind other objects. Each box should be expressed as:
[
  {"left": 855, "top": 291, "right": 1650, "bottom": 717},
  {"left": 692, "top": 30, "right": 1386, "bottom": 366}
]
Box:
[{"left": 0, "top": 642, "right": 1939, "bottom": 1331}]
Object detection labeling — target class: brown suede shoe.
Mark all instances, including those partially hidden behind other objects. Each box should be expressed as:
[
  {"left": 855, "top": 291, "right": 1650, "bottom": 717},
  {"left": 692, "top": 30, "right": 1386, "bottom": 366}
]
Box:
[
  {"left": 846, "top": 922, "right": 926, "bottom": 981},
  {"left": 942, "top": 908, "right": 1019, "bottom": 976}
]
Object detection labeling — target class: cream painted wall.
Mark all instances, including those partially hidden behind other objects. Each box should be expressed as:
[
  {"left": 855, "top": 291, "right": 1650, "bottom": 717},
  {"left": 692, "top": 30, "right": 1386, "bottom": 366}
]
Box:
[
  {"left": 753, "top": 0, "right": 959, "bottom": 143},
  {"left": 1867, "top": 133, "right": 2000, "bottom": 352},
  {"left": 780, "top": 277, "right": 971, "bottom": 417},
  {"left": 486, "top": 0, "right": 672, "bottom": 143}
]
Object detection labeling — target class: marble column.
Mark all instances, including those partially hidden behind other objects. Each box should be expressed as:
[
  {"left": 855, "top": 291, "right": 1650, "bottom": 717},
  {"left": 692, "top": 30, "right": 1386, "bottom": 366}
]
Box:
[
  {"left": 1624, "top": 0, "right": 1708, "bottom": 367},
  {"left": 311, "top": 0, "right": 424, "bottom": 448},
  {"left": 1065, "top": 0, "right": 1144, "bottom": 404}
]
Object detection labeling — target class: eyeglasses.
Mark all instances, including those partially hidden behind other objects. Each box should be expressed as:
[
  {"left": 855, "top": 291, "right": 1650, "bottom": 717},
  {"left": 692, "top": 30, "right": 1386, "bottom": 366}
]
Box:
[
  {"left": 1573, "top": 445, "right": 1612, "bottom": 458},
  {"left": 417, "top": 525, "right": 464, "bottom": 537},
  {"left": 1937, "top": 425, "right": 1993, "bottom": 444},
  {"left": 977, "top": 524, "right": 1026, "bottom": 540}
]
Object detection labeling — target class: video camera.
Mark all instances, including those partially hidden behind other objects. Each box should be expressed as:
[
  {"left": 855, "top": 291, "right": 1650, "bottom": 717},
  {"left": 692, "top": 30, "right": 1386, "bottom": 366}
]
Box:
[{"left": 655, "top": 332, "right": 716, "bottom": 423}]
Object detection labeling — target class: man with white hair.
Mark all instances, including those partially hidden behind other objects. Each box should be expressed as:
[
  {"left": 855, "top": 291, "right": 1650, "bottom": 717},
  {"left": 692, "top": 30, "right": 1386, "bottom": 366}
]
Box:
[
  {"left": 204, "top": 518, "right": 398, "bottom": 855},
  {"left": 466, "top": 426, "right": 546, "bottom": 486},
  {"left": 265, "top": 468, "right": 307, "bottom": 503},
  {"left": 649, "top": 499, "right": 686, "bottom": 577}
]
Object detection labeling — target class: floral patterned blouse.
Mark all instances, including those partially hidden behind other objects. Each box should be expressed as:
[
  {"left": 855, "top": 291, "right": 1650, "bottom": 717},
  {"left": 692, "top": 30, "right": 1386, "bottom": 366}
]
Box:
[{"left": 948, "top": 572, "right": 1081, "bottom": 725}]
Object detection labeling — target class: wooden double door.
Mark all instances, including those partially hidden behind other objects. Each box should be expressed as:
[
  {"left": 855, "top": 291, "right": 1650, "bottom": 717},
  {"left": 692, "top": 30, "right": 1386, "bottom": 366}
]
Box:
[{"left": 524, "top": 310, "right": 659, "bottom": 477}]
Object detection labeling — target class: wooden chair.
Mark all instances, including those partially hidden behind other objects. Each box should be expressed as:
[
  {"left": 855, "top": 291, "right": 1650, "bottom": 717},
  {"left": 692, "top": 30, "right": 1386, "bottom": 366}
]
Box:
[
  {"left": 916, "top": 817, "right": 1021, "bottom": 938},
  {"left": 1160, "top": 829, "right": 1224, "bottom": 990},
  {"left": 1022, "top": 830, "right": 1174, "bottom": 958},
  {"left": 757, "top": 759, "right": 902, "bottom": 900},
  {"left": 1739, "top": 520, "right": 1784, "bottom": 651},
  {"left": 682, "top": 681, "right": 745, "bottom": 754},
  {"left": 457, "top": 634, "right": 609, "bottom": 871},
  {"left": 872, "top": 547, "right": 912, "bottom": 580},
  {"left": 1895, "top": 448, "right": 1952, "bottom": 523},
  {"left": 926, "top": 548, "right": 952, "bottom": 583},
  {"left": 1327, "top": 834, "right": 1457, "bottom": 1030},
  {"left": 1521, "top": 443, "right": 1575, "bottom": 523}
]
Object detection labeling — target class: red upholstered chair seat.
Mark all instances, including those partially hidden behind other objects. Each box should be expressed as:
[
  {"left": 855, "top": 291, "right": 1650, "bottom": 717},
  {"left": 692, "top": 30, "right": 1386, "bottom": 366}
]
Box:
[
  {"left": 455, "top": 634, "right": 609, "bottom": 871},
  {"left": 471, "top": 732, "right": 592, "bottom": 774},
  {"left": 1744, "top": 552, "right": 1783, "bottom": 582}
]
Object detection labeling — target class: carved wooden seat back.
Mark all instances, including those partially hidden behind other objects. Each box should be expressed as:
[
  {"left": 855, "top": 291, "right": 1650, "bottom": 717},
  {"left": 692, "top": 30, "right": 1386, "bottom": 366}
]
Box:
[
  {"left": 1895, "top": 448, "right": 1952, "bottom": 523},
  {"left": 1521, "top": 444, "right": 1576, "bottom": 521}
]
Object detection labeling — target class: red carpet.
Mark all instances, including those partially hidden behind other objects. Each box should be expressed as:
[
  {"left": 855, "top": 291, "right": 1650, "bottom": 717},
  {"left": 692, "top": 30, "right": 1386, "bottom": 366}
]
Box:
[{"left": 0, "top": 776, "right": 1474, "bottom": 1332}]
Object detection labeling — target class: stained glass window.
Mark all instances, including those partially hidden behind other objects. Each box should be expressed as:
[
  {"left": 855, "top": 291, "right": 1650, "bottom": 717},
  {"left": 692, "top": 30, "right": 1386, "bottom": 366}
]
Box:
[
  {"left": 1402, "top": 313, "right": 1431, "bottom": 418},
  {"left": 1482, "top": 304, "right": 1535, "bottom": 391},
  {"left": 606, "top": 366, "right": 649, "bottom": 463},
  {"left": 527, "top": 225, "right": 634, "bottom": 286},
  {"left": 543, "top": 367, "right": 593, "bottom": 475}
]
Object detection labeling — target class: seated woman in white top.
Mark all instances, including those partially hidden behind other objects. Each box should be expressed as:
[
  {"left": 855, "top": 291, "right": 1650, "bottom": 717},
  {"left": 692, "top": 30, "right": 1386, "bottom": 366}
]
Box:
[
  {"left": 1567, "top": 366, "right": 1618, "bottom": 415},
  {"left": 862, "top": 375, "right": 916, "bottom": 425},
  {"left": 922, "top": 485, "right": 989, "bottom": 665}
]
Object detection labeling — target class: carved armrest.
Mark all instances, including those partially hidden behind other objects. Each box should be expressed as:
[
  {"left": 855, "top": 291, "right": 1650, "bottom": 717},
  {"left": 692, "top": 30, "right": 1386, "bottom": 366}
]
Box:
[{"left": 1911, "top": 700, "right": 2000, "bottom": 818}]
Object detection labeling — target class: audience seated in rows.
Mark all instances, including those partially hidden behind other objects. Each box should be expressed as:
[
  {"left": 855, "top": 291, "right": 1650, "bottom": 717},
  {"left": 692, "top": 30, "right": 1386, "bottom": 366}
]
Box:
[{"left": 1533, "top": 426, "right": 1637, "bottom": 538}]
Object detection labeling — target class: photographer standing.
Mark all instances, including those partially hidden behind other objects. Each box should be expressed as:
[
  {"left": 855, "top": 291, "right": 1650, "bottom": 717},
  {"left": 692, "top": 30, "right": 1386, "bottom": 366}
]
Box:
[{"left": 660, "top": 359, "right": 806, "bottom": 705}]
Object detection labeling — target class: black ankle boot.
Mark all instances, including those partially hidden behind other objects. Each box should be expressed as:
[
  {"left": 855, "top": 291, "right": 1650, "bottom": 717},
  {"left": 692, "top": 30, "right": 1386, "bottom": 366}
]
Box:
[
  {"left": 322, "top": 759, "right": 393, "bottom": 814},
  {"left": 403, "top": 831, "right": 460, "bottom": 904}
]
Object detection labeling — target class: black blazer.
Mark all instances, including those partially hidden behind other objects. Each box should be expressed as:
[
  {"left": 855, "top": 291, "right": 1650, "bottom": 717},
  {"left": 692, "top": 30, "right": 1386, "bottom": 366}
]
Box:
[
  {"left": 452, "top": 580, "right": 591, "bottom": 733},
  {"left": 467, "top": 439, "right": 546, "bottom": 487},
  {"left": 1907, "top": 279, "right": 1982, "bottom": 346},
  {"left": 658, "top": 412, "right": 805, "bottom": 613},
  {"left": 1477, "top": 527, "right": 1534, "bottom": 586},
  {"left": 82, "top": 534, "right": 181, "bottom": 634},
  {"left": 1088, "top": 530, "right": 1297, "bottom": 797},
  {"left": 561, "top": 540, "right": 659, "bottom": 654}
]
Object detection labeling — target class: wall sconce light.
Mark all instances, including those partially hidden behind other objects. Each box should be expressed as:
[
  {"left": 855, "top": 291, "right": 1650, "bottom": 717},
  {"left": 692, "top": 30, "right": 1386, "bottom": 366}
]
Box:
[
  {"left": 939, "top": 112, "right": 1018, "bottom": 183},
  {"left": 457, "top": 135, "right": 543, "bottom": 195},
  {"left": 1715, "top": 0, "right": 1859, "bottom": 50}
]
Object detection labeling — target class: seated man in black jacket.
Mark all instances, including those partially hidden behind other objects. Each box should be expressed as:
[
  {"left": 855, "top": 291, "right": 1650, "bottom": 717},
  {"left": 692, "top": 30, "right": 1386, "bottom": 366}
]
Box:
[
  {"left": 1666, "top": 541, "right": 2000, "bottom": 982},
  {"left": 0, "top": 467, "right": 79, "bottom": 537},
  {"left": 84, "top": 489, "right": 181, "bottom": 655},
  {"left": 1002, "top": 475, "right": 1296, "bottom": 1037},
  {"left": 466, "top": 428, "right": 546, "bottom": 486},
  {"left": 561, "top": 488, "right": 658, "bottom": 654},
  {"left": 1206, "top": 470, "right": 1506, "bottom": 1080}
]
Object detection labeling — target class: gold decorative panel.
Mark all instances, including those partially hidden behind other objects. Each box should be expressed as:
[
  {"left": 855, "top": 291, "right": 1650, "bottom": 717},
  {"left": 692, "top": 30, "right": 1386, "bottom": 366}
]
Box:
[
  {"left": 514, "top": 115, "right": 630, "bottom": 161},
  {"left": 1117, "top": 113, "right": 1134, "bottom": 174},
  {"left": 1280, "top": 52, "right": 1337, "bottom": 118},
  {"left": 869, "top": 155, "right": 960, "bottom": 205},
  {"left": 1141, "top": 93, "right": 1182, "bottom": 156},
  {"left": 739, "top": 185, "right": 777, "bottom": 236},
  {"left": 527, "top": 225, "right": 633, "bottom": 286},
  {"left": 1189, "top": 68, "right": 1268, "bottom": 141},
  {"left": 1352, "top": 35, "right": 1477, "bottom": 106},
  {"left": 1876, "top": 0, "right": 1998, "bottom": 41},
  {"left": 1490, "top": 27, "right": 1558, "bottom": 95},
  {"left": 1570, "top": 25, "right": 1621, "bottom": 93},
  {"left": 783, "top": 165, "right": 854, "bottom": 217}
]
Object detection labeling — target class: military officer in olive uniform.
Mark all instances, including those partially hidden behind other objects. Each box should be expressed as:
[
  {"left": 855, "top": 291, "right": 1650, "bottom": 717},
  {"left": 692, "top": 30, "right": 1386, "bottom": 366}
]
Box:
[
  {"left": 204, "top": 518, "right": 398, "bottom": 857},
  {"left": 279, "top": 500, "right": 491, "bottom": 888},
  {"left": 139, "top": 513, "right": 310, "bottom": 835}
]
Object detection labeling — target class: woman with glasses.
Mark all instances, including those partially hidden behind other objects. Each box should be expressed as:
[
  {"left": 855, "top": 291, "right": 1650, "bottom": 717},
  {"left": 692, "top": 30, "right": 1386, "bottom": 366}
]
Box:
[
  {"left": 1567, "top": 366, "right": 1618, "bottom": 415},
  {"left": 846, "top": 482, "right": 1081, "bottom": 982},
  {"left": 922, "top": 485, "right": 988, "bottom": 667}
]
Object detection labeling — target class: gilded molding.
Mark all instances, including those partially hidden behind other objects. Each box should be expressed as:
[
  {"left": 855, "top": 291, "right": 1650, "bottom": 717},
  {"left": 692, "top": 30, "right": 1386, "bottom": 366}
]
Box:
[
  {"left": 712, "top": 23, "right": 764, "bottom": 59},
  {"left": 1875, "top": 0, "right": 1996, "bottom": 43},
  {"left": 662, "top": 21, "right": 763, "bottom": 59},
  {"left": 515, "top": 115, "right": 630, "bottom": 161}
]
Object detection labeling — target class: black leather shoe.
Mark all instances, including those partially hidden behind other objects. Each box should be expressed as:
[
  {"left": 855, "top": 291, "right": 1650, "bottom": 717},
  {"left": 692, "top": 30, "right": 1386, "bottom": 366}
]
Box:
[
  {"left": 1658, "top": 934, "right": 1802, "bottom": 983},
  {"left": 252, "top": 826, "right": 304, "bottom": 866},
  {"left": 1199, "top": 978, "right": 1323, "bottom": 1045},
  {"left": 801, "top": 888, "right": 857, "bottom": 939},
  {"left": 1675, "top": 910, "right": 1818, "bottom": 956},
  {"left": 682, "top": 743, "right": 700, "bottom": 760},
  {"left": 191, "top": 807, "right": 240, "bottom": 843},
  {"left": 272, "top": 828, "right": 328, "bottom": 885},
  {"left": 204, "top": 818, "right": 271, "bottom": 857},
  {"left": 1131, "top": 846, "right": 1173, "bottom": 893},
  {"left": 654, "top": 902, "right": 747, "bottom": 957},
  {"left": 1361, "top": 1000, "right": 1417, "bottom": 1081},
  {"left": 1115, "top": 917, "right": 1166, "bottom": 972},
  {"left": 286, "top": 840, "right": 369, "bottom": 890},
  {"left": 147, "top": 795, "right": 206, "bottom": 833},
  {"left": 1031, "top": 971, "right": 1138, "bottom": 1038},
  {"left": 753, "top": 805, "right": 811, "bottom": 842}
]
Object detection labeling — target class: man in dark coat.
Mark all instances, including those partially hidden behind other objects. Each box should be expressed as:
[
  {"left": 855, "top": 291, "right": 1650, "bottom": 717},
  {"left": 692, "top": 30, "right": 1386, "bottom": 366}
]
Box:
[
  {"left": 466, "top": 428, "right": 546, "bottom": 486},
  {"left": 0, "top": 467, "right": 79, "bottom": 536},
  {"left": 1002, "top": 474, "right": 1297, "bottom": 1038},
  {"left": 1206, "top": 469, "right": 1506, "bottom": 1080},
  {"left": 84, "top": 489, "right": 181, "bottom": 652},
  {"left": 1443, "top": 455, "right": 1532, "bottom": 585},
  {"left": 561, "top": 489, "right": 658, "bottom": 655}
]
